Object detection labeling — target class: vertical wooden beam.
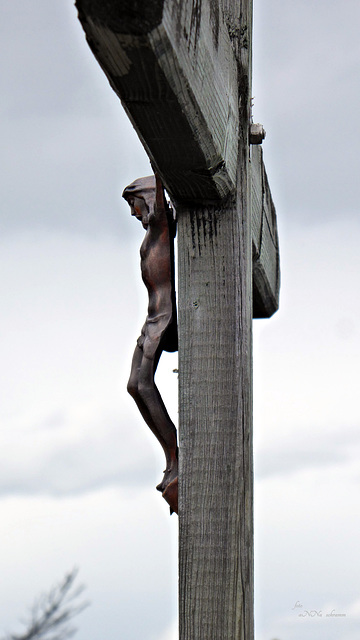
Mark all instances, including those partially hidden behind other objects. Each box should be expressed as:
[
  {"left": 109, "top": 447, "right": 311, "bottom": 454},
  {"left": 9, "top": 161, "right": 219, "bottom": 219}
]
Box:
[
  {"left": 178, "top": 195, "right": 253, "bottom": 639},
  {"left": 177, "top": 4, "right": 253, "bottom": 638}
]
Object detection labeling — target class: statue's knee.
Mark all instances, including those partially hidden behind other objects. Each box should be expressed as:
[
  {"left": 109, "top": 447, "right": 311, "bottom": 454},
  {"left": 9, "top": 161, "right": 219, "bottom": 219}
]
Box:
[{"left": 127, "top": 378, "right": 138, "bottom": 398}]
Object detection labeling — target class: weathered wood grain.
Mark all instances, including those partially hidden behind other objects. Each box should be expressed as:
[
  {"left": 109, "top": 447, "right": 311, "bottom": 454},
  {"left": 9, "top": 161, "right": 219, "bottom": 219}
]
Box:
[
  {"left": 76, "top": 0, "right": 239, "bottom": 201},
  {"left": 178, "top": 2, "right": 254, "bottom": 638},
  {"left": 76, "top": 0, "right": 279, "bottom": 319},
  {"left": 251, "top": 145, "right": 280, "bottom": 318},
  {"left": 178, "top": 196, "right": 253, "bottom": 640}
]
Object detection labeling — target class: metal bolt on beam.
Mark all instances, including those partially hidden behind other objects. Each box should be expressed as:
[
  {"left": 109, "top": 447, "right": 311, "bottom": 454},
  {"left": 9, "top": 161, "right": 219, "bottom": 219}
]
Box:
[{"left": 250, "top": 123, "right": 266, "bottom": 144}]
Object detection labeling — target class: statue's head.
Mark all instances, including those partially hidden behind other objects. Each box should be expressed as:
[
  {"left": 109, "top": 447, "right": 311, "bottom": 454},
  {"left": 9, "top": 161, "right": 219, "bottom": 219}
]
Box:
[{"left": 122, "top": 176, "right": 156, "bottom": 229}]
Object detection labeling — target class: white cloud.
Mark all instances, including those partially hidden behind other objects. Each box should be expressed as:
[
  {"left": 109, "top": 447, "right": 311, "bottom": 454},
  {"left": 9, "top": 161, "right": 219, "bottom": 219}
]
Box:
[
  {"left": 0, "top": 231, "right": 178, "bottom": 498},
  {"left": 254, "top": 218, "right": 360, "bottom": 475},
  {"left": 254, "top": 217, "right": 360, "bottom": 640},
  {"left": 158, "top": 619, "right": 178, "bottom": 640},
  {"left": 0, "top": 401, "right": 158, "bottom": 497},
  {"left": 255, "top": 462, "right": 360, "bottom": 640},
  {"left": 253, "top": 0, "right": 360, "bottom": 221},
  {"left": 347, "top": 596, "right": 360, "bottom": 618},
  {"left": 0, "top": 489, "right": 178, "bottom": 640},
  {"left": 1, "top": 3, "right": 359, "bottom": 640}
]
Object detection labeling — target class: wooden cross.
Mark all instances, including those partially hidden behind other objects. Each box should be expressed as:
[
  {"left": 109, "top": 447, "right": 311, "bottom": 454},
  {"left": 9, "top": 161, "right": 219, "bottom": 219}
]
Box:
[{"left": 76, "top": 2, "right": 280, "bottom": 639}]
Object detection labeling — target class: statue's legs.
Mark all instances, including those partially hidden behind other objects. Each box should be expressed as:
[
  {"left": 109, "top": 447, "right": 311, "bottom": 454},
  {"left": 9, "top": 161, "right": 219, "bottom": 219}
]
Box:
[{"left": 127, "top": 344, "right": 178, "bottom": 493}]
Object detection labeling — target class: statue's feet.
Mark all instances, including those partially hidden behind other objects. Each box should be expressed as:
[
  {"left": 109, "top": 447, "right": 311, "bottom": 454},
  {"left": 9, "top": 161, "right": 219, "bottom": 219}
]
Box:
[
  {"left": 156, "top": 462, "right": 178, "bottom": 515},
  {"left": 162, "top": 477, "right": 178, "bottom": 515},
  {"left": 156, "top": 460, "right": 177, "bottom": 492}
]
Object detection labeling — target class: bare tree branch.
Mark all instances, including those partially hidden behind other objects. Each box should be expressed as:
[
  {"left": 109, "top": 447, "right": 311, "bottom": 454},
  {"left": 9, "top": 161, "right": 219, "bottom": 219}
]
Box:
[{"left": 2, "top": 568, "right": 89, "bottom": 640}]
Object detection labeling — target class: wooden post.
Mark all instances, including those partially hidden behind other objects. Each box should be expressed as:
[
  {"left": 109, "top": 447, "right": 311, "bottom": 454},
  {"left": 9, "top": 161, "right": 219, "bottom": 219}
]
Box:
[
  {"left": 177, "top": 7, "right": 253, "bottom": 633},
  {"left": 75, "top": 1, "right": 279, "bottom": 638},
  {"left": 178, "top": 197, "right": 253, "bottom": 638}
]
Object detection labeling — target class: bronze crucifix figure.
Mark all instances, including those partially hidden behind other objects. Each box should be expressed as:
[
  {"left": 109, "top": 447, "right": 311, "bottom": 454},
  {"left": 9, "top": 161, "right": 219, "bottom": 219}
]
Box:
[{"left": 123, "top": 174, "right": 178, "bottom": 515}]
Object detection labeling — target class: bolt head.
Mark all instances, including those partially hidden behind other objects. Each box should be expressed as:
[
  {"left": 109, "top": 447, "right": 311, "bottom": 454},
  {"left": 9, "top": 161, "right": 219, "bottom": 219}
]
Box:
[{"left": 250, "top": 123, "right": 266, "bottom": 144}]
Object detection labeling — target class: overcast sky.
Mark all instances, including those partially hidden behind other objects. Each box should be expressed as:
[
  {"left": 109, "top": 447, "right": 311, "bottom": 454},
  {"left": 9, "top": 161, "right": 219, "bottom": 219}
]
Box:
[{"left": 1, "top": 2, "right": 359, "bottom": 640}]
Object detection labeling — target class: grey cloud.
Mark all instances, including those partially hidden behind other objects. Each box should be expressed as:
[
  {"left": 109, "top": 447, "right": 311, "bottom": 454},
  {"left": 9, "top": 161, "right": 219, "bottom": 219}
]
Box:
[
  {"left": 254, "top": 0, "right": 360, "bottom": 224},
  {"left": 2, "top": 115, "right": 127, "bottom": 234},
  {"left": 0, "top": 3, "right": 102, "bottom": 119},
  {"left": 3, "top": 0, "right": 359, "bottom": 240},
  {"left": 1, "top": 3, "right": 151, "bottom": 236},
  {"left": 0, "top": 409, "right": 158, "bottom": 498},
  {"left": 255, "top": 424, "right": 360, "bottom": 479},
  {"left": 1, "top": 110, "right": 151, "bottom": 237}
]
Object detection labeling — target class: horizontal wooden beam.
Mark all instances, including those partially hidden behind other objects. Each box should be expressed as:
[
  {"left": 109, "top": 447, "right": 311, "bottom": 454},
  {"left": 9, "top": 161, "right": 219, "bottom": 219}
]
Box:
[
  {"left": 251, "top": 145, "right": 280, "bottom": 318},
  {"left": 76, "top": 0, "right": 239, "bottom": 201},
  {"left": 76, "top": 1, "right": 279, "bottom": 318}
]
